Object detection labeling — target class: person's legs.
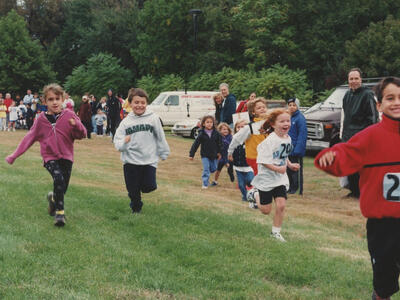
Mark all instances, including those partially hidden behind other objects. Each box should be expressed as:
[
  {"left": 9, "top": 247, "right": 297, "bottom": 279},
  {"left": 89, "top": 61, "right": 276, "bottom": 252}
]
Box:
[
  {"left": 367, "top": 218, "right": 400, "bottom": 299},
  {"left": 227, "top": 163, "right": 234, "bottom": 182},
  {"left": 201, "top": 158, "right": 212, "bottom": 187},
  {"left": 236, "top": 171, "right": 247, "bottom": 201},
  {"left": 348, "top": 172, "right": 360, "bottom": 197},
  {"left": 91, "top": 115, "right": 97, "bottom": 134},
  {"left": 272, "top": 197, "right": 286, "bottom": 228},
  {"left": 213, "top": 160, "right": 225, "bottom": 184},
  {"left": 97, "top": 125, "right": 103, "bottom": 135},
  {"left": 123, "top": 163, "right": 142, "bottom": 212},
  {"left": 287, "top": 155, "right": 299, "bottom": 194},
  {"left": 140, "top": 165, "right": 157, "bottom": 194},
  {"left": 299, "top": 157, "right": 304, "bottom": 195}
]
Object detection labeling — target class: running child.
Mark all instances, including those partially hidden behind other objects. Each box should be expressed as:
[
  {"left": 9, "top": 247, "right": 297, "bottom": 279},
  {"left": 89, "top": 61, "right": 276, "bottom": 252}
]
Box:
[
  {"left": 114, "top": 88, "right": 170, "bottom": 214},
  {"left": 228, "top": 98, "right": 269, "bottom": 176},
  {"left": 211, "top": 122, "right": 234, "bottom": 186},
  {"left": 247, "top": 109, "right": 300, "bottom": 242},
  {"left": 189, "top": 115, "right": 222, "bottom": 189},
  {"left": 5, "top": 83, "right": 87, "bottom": 227},
  {"left": 232, "top": 120, "right": 254, "bottom": 201},
  {"left": 315, "top": 77, "right": 400, "bottom": 300}
]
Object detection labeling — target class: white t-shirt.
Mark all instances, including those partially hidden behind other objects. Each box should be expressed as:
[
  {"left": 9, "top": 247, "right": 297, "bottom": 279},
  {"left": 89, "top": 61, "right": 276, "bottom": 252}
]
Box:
[
  {"left": 251, "top": 131, "right": 292, "bottom": 191},
  {"left": 9, "top": 107, "right": 20, "bottom": 121}
]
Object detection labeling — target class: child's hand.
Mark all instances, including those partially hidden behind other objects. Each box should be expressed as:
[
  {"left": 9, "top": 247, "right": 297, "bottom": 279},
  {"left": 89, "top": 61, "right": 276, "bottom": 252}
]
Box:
[
  {"left": 318, "top": 151, "right": 336, "bottom": 167},
  {"left": 289, "top": 163, "right": 300, "bottom": 171},
  {"left": 228, "top": 154, "right": 233, "bottom": 162},
  {"left": 189, "top": 157, "right": 194, "bottom": 161},
  {"left": 69, "top": 118, "right": 76, "bottom": 126},
  {"left": 217, "top": 153, "right": 222, "bottom": 160},
  {"left": 276, "top": 165, "right": 287, "bottom": 174},
  {"left": 124, "top": 135, "right": 131, "bottom": 144}
]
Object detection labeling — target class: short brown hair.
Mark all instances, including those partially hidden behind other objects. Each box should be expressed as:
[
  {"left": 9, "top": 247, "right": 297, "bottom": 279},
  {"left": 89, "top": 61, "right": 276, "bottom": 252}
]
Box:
[
  {"left": 374, "top": 77, "right": 400, "bottom": 103},
  {"left": 128, "top": 88, "right": 149, "bottom": 103},
  {"left": 200, "top": 115, "right": 216, "bottom": 128},
  {"left": 348, "top": 67, "right": 362, "bottom": 78},
  {"left": 43, "top": 83, "right": 64, "bottom": 100},
  {"left": 247, "top": 97, "right": 267, "bottom": 117}
]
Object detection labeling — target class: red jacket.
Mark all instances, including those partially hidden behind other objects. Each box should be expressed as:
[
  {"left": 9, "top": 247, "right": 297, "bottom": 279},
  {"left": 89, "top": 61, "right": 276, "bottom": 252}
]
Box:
[
  {"left": 4, "top": 98, "right": 13, "bottom": 112},
  {"left": 315, "top": 114, "right": 400, "bottom": 219},
  {"left": 5, "top": 109, "right": 86, "bottom": 164},
  {"left": 236, "top": 100, "right": 248, "bottom": 113}
]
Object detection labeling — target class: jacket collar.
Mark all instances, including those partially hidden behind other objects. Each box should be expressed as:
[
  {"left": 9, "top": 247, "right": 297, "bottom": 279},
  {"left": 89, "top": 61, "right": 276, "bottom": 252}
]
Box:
[{"left": 381, "top": 113, "right": 400, "bottom": 134}]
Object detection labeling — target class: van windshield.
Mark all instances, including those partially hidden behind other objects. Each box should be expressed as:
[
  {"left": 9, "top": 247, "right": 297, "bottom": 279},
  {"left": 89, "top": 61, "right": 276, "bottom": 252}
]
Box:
[
  {"left": 151, "top": 94, "right": 167, "bottom": 105},
  {"left": 320, "top": 87, "right": 347, "bottom": 108}
]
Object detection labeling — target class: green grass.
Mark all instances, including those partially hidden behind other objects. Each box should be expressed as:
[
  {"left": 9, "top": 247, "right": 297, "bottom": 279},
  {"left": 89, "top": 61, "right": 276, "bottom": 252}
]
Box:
[{"left": 0, "top": 132, "right": 397, "bottom": 299}]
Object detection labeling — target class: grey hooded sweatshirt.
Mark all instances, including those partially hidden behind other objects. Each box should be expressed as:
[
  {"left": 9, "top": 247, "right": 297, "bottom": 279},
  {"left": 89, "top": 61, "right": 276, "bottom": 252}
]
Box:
[{"left": 114, "top": 110, "right": 170, "bottom": 167}]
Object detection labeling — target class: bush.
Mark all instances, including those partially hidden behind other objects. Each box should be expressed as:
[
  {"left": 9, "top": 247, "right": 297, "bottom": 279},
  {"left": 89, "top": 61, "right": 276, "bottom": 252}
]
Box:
[{"left": 64, "top": 53, "right": 133, "bottom": 99}]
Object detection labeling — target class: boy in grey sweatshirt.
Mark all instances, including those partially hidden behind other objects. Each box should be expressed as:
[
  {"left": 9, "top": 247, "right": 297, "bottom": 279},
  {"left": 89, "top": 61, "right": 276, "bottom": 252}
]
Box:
[{"left": 114, "top": 88, "right": 170, "bottom": 213}]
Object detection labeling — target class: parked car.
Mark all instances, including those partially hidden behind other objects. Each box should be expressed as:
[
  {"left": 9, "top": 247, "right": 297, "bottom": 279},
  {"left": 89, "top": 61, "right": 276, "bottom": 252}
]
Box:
[
  {"left": 148, "top": 91, "right": 216, "bottom": 126},
  {"left": 171, "top": 118, "right": 201, "bottom": 138},
  {"left": 304, "top": 78, "right": 380, "bottom": 151}
]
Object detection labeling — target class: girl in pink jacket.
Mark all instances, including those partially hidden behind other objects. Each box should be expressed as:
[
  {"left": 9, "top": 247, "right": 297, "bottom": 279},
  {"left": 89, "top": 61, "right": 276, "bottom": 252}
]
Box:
[{"left": 5, "top": 84, "right": 87, "bottom": 227}]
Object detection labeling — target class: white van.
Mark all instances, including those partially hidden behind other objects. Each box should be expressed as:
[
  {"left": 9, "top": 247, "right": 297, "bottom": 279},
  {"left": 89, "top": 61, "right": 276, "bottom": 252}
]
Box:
[{"left": 148, "top": 91, "right": 216, "bottom": 126}]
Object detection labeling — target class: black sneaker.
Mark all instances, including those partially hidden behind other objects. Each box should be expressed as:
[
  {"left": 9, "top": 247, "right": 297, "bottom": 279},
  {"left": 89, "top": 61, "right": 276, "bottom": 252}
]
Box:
[
  {"left": 47, "top": 192, "right": 56, "bottom": 216},
  {"left": 54, "top": 213, "right": 66, "bottom": 227}
]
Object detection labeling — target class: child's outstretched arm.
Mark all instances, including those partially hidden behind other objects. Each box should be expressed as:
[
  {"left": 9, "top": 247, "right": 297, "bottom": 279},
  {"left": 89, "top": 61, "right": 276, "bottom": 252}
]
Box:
[
  {"left": 5, "top": 121, "right": 39, "bottom": 164},
  {"left": 228, "top": 125, "right": 250, "bottom": 157},
  {"left": 69, "top": 114, "right": 87, "bottom": 139},
  {"left": 154, "top": 117, "right": 170, "bottom": 160},
  {"left": 189, "top": 134, "right": 201, "bottom": 159}
]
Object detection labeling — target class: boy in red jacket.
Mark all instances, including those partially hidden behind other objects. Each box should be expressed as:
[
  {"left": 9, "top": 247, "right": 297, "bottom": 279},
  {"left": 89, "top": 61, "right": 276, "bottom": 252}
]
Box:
[
  {"left": 5, "top": 84, "right": 87, "bottom": 227},
  {"left": 315, "top": 77, "right": 400, "bottom": 300}
]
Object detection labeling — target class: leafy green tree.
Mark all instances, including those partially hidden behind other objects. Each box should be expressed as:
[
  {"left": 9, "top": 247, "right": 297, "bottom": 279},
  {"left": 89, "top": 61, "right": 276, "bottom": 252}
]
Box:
[
  {"left": 0, "top": 10, "right": 55, "bottom": 93},
  {"left": 341, "top": 16, "right": 400, "bottom": 77},
  {"left": 0, "top": 0, "right": 17, "bottom": 17},
  {"left": 64, "top": 53, "right": 133, "bottom": 99}
]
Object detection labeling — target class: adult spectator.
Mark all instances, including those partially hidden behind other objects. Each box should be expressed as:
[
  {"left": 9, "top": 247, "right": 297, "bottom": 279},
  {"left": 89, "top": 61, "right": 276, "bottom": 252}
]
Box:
[
  {"left": 22, "top": 89, "right": 33, "bottom": 105},
  {"left": 340, "top": 68, "right": 379, "bottom": 198},
  {"left": 63, "top": 93, "right": 75, "bottom": 111},
  {"left": 106, "top": 89, "right": 121, "bottom": 140},
  {"left": 213, "top": 93, "right": 223, "bottom": 124},
  {"left": 15, "top": 94, "right": 22, "bottom": 106},
  {"left": 78, "top": 95, "right": 92, "bottom": 139},
  {"left": 90, "top": 95, "right": 99, "bottom": 134},
  {"left": 236, "top": 92, "right": 256, "bottom": 113},
  {"left": 4, "top": 93, "right": 13, "bottom": 128},
  {"left": 287, "top": 97, "right": 307, "bottom": 195},
  {"left": 219, "top": 83, "right": 237, "bottom": 127}
]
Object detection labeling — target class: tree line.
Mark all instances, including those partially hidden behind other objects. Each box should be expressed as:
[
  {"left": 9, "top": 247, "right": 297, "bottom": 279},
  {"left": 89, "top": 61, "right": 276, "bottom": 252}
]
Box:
[{"left": 1, "top": 0, "right": 400, "bottom": 104}]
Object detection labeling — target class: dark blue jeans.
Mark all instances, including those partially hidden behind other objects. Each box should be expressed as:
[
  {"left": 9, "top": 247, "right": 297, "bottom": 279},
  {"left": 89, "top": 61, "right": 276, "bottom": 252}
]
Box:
[{"left": 236, "top": 170, "right": 254, "bottom": 201}]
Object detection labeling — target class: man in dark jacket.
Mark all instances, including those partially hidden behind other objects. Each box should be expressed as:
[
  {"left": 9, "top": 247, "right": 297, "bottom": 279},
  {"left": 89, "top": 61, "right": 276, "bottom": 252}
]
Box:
[
  {"left": 340, "top": 68, "right": 379, "bottom": 198},
  {"left": 287, "top": 97, "right": 307, "bottom": 195},
  {"left": 106, "top": 89, "right": 121, "bottom": 141},
  {"left": 219, "top": 83, "right": 237, "bottom": 126}
]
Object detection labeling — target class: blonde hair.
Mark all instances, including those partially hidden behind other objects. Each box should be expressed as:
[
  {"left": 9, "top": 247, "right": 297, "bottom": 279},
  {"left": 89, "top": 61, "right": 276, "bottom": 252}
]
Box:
[
  {"left": 217, "top": 122, "right": 232, "bottom": 135},
  {"left": 262, "top": 108, "right": 290, "bottom": 134},
  {"left": 213, "top": 93, "right": 223, "bottom": 106},
  {"left": 43, "top": 83, "right": 64, "bottom": 101},
  {"left": 247, "top": 97, "right": 267, "bottom": 117},
  {"left": 234, "top": 119, "right": 248, "bottom": 133}
]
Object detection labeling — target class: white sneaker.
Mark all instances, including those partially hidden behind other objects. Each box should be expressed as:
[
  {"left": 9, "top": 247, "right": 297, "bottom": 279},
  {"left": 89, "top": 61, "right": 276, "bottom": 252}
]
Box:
[
  {"left": 246, "top": 187, "right": 258, "bottom": 202},
  {"left": 270, "top": 232, "right": 286, "bottom": 242},
  {"left": 201, "top": 185, "right": 208, "bottom": 189}
]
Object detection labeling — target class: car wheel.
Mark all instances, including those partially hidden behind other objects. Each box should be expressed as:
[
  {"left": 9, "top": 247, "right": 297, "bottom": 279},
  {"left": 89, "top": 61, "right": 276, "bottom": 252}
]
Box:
[{"left": 191, "top": 127, "right": 199, "bottom": 139}]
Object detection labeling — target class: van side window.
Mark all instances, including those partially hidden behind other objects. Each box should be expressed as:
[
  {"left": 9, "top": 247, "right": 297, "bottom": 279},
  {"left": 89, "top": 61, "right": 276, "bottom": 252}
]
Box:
[{"left": 165, "top": 95, "right": 179, "bottom": 106}]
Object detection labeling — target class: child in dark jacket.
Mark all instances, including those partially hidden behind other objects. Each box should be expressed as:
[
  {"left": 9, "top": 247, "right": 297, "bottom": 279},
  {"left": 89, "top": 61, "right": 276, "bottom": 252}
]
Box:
[
  {"left": 211, "top": 122, "right": 234, "bottom": 185},
  {"left": 189, "top": 115, "right": 222, "bottom": 189},
  {"left": 232, "top": 120, "right": 255, "bottom": 201}
]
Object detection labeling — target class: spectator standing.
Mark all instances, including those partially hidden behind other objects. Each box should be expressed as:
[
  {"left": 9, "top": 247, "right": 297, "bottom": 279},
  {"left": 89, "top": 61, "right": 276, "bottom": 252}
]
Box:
[
  {"left": 340, "top": 68, "right": 379, "bottom": 198},
  {"left": 219, "top": 83, "right": 237, "bottom": 127},
  {"left": 90, "top": 95, "right": 99, "bottom": 134},
  {"left": 63, "top": 93, "right": 75, "bottom": 111},
  {"left": 0, "top": 99, "right": 7, "bottom": 131},
  {"left": 8, "top": 101, "right": 19, "bottom": 131},
  {"left": 32, "top": 92, "right": 39, "bottom": 112},
  {"left": 287, "top": 97, "right": 307, "bottom": 195},
  {"left": 94, "top": 108, "right": 107, "bottom": 136},
  {"left": 236, "top": 92, "right": 256, "bottom": 113},
  {"left": 26, "top": 103, "right": 34, "bottom": 130},
  {"left": 23, "top": 89, "right": 33, "bottom": 106},
  {"left": 4, "top": 93, "right": 13, "bottom": 128},
  {"left": 14, "top": 94, "right": 21, "bottom": 106},
  {"left": 78, "top": 95, "right": 92, "bottom": 139},
  {"left": 213, "top": 93, "right": 223, "bottom": 124},
  {"left": 106, "top": 89, "right": 121, "bottom": 140}
]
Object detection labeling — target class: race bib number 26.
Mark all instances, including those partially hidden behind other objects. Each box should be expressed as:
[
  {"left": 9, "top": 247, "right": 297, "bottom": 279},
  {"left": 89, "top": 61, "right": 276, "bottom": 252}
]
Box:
[{"left": 383, "top": 173, "right": 400, "bottom": 202}]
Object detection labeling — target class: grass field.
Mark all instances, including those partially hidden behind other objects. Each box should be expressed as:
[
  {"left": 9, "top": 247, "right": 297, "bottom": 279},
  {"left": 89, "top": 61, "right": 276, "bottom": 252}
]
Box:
[{"left": 0, "top": 130, "right": 397, "bottom": 299}]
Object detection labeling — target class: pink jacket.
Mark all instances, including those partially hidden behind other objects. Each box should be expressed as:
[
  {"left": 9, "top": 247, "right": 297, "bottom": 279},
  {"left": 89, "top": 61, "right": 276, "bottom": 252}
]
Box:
[{"left": 5, "top": 109, "right": 87, "bottom": 164}]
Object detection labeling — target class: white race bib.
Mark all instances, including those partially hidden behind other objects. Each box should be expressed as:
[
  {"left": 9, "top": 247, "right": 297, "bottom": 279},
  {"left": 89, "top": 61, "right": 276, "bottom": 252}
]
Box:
[{"left": 383, "top": 173, "right": 400, "bottom": 201}]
